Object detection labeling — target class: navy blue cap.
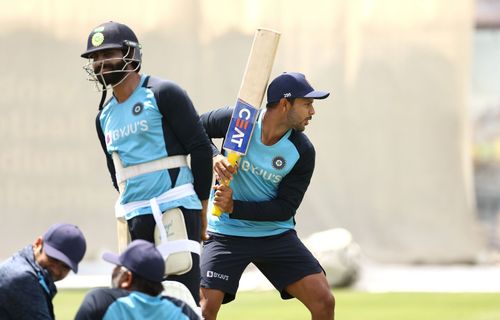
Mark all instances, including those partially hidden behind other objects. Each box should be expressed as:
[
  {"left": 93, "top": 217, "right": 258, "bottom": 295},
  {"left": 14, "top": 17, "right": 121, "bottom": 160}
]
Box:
[
  {"left": 267, "top": 72, "right": 330, "bottom": 104},
  {"left": 102, "top": 240, "right": 165, "bottom": 283},
  {"left": 81, "top": 21, "right": 140, "bottom": 58},
  {"left": 43, "top": 223, "right": 87, "bottom": 273}
]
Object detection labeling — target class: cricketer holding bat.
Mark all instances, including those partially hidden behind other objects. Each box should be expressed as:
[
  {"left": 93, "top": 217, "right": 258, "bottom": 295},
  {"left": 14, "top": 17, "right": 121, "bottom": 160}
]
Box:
[
  {"left": 80, "top": 21, "right": 212, "bottom": 304},
  {"left": 200, "top": 72, "right": 335, "bottom": 319}
]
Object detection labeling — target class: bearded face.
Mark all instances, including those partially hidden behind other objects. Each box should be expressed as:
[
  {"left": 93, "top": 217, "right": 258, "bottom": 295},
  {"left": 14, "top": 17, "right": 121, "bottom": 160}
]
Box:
[
  {"left": 94, "top": 58, "right": 128, "bottom": 86},
  {"left": 286, "top": 98, "right": 315, "bottom": 132},
  {"left": 83, "top": 47, "right": 140, "bottom": 91}
]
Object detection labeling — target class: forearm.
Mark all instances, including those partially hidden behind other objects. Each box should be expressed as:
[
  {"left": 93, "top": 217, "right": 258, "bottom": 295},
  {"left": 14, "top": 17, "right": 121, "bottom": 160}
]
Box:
[
  {"left": 190, "top": 144, "right": 213, "bottom": 201},
  {"left": 200, "top": 199, "right": 209, "bottom": 241},
  {"left": 230, "top": 199, "right": 296, "bottom": 221},
  {"left": 96, "top": 114, "right": 118, "bottom": 191},
  {"left": 229, "top": 154, "right": 313, "bottom": 222},
  {"left": 158, "top": 85, "right": 213, "bottom": 200}
]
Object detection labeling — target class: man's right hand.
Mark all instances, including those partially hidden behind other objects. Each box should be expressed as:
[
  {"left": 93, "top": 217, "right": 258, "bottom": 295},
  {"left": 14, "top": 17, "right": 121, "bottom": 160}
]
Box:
[{"left": 213, "top": 184, "right": 234, "bottom": 213}]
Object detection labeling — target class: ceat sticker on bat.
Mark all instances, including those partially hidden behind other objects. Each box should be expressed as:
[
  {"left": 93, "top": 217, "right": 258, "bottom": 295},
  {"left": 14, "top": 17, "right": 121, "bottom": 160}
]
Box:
[{"left": 223, "top": 99, "right": 259, "bottom": 155}]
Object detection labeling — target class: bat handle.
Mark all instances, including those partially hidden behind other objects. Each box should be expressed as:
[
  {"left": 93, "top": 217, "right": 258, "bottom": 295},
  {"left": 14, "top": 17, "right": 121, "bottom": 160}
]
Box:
[
  {"left": 212, "top": 203, "right": 224, "bottom": 217},
  {"left": 212, "top": 152, "right": 240, "bottom": 216}
]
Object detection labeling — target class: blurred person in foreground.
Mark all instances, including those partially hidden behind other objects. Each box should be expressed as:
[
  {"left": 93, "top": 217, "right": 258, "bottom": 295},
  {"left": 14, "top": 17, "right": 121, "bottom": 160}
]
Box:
[
  {"left": 200, "top": 72, "right": 335, "bottom": 319},
  {"left": 75, "top": 239, "right": 200, "bottom": 320},
  {"left": 0, "top": 223, "right": 87, "bottom": 319}
]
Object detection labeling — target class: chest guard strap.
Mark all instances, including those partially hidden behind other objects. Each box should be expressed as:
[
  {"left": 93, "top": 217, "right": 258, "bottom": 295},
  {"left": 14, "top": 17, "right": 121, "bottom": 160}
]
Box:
[{"left": 112, "top": 153, "right": 188, "bottom": 184}]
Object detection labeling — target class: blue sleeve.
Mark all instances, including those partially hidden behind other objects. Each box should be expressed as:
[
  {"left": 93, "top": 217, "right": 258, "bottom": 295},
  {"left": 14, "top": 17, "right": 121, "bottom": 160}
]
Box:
[
  {"left": 96, "top": 112, "right": 119, "bottom": 192},
  {"left": 75, "top": 288, "right": 128, "bottom": 320},
  {"left": 153, "top": 79, "right": 213, "bottom": 201},
  {"left": 200, "top": 106, "right": 233, "bottom": 157},
  {"left": 231, "top": 136, "right": 315, "bottom": 221},
  {"left": 163, "top": 296, "right": 201, "bottom": 320}
]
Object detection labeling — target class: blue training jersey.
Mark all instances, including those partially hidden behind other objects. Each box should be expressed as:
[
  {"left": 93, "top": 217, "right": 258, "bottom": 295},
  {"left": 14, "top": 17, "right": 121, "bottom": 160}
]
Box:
[
  {"left": 201, "top": 107, "right": 315, "bottom": 237},
  {"left": 104, "top": 291, "right": 189, "bottom": 320},
  {"left": 75, "top": 288, "right": 199, "bottom": 320},
  {"left": 96, "top": 75, "right": 212, "bottom": 220}
]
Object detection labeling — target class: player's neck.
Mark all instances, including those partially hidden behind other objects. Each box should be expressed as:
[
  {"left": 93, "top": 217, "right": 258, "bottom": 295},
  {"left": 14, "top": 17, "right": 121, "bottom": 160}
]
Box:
[
  {"left": 261, "top": 109, "right": 289, "bottom": 146},
  {"left": 112, "top": 72, "right": 141, "bottom": 103}
]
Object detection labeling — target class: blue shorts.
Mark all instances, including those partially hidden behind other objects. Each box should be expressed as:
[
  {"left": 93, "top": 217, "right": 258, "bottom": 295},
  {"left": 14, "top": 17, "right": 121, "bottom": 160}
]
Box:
[{"left": 200, "top": 229, "right": 324, "bottom": 303}]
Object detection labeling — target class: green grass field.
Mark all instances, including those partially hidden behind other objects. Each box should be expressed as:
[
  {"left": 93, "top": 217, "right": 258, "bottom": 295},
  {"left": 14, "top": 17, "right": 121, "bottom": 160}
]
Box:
[{"left": 55, "top": 289, "right": 500, "bottom": 320}]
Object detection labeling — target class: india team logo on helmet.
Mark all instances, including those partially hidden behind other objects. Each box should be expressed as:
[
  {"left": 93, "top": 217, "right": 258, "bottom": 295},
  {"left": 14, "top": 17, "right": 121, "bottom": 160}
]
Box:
[
  {"left": 91, "top": 32, "right": 105, "bottom": 47},
  {"left": 272, "top": 156, "right": 286, "bottom": 170}
]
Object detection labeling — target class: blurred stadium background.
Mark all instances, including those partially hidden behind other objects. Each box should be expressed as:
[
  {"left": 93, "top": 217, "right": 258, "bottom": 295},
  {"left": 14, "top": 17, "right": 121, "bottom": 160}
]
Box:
[{"left": 1, "top": 0, "right": 500, "bottom": 294}]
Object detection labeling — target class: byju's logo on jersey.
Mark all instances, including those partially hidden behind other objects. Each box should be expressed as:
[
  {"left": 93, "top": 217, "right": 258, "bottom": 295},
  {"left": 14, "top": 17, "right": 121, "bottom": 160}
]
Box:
[
  {"left": 105, "top": 120, "right": 149, "bottom": 146},
  {"left": 240, "top": 159, "right": 283, "bottom": 184},
  {"left": 132, "top": 102, "right": 144, "bottom": 115},
  {"left": 206, "top": 270, "right": 229, "bottom": 281},
  {"left": 272, "top": 156, "right": 286, "bottom": 170}
]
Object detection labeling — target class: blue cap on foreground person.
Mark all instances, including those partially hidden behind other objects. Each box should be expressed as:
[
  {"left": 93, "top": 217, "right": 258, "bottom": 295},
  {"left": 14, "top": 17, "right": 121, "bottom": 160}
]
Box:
[
  {"left": 102, "top": 239, "right": 165, "bottom": 282},
  {"left": 0, "top": 223, "right": 87, "bottom": 320},
  {"left": 75, "top": 240, "right": 201, "bottom": 320},
  {"left": 43, "top": 223, "right": 87, "bottom": 273}
]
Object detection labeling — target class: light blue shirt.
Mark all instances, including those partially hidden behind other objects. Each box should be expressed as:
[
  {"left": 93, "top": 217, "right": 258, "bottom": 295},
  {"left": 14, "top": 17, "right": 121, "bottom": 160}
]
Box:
[
  {"left": 99, "top": 75, "right": 201, "bottom": 219},
  {"left": 208, "top": 110, "right": 300, "bottom": 237},
  {"left": 103, "top": 291, "right": 189, "bottom": 320}
]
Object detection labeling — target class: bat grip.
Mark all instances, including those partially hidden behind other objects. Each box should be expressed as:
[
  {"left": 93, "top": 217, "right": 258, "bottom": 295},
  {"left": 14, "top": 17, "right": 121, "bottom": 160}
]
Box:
[{"left": 212, "top": 152, "right": 240, "bottom": 216}]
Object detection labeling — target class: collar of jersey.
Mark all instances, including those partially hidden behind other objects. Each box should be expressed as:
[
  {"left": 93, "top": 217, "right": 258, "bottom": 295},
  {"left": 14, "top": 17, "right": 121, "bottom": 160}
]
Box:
[
  {"left": 110, "top": 74, "right": 147, "bottom": 106},
  {"left": 257, "top": 109, "right": 292, "bottom": 147}
]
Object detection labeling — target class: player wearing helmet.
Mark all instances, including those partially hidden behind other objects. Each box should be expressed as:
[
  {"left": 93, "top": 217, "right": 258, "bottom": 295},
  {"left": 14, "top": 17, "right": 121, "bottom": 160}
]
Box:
[{"left": 81, "top": 21, "right": 212, "bottom": 304}]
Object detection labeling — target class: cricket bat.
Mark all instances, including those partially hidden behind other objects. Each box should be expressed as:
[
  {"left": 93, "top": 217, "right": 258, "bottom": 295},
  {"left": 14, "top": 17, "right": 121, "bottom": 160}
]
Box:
[{"left": 212, "top": 28, "right": 281, "bottom": 216}]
